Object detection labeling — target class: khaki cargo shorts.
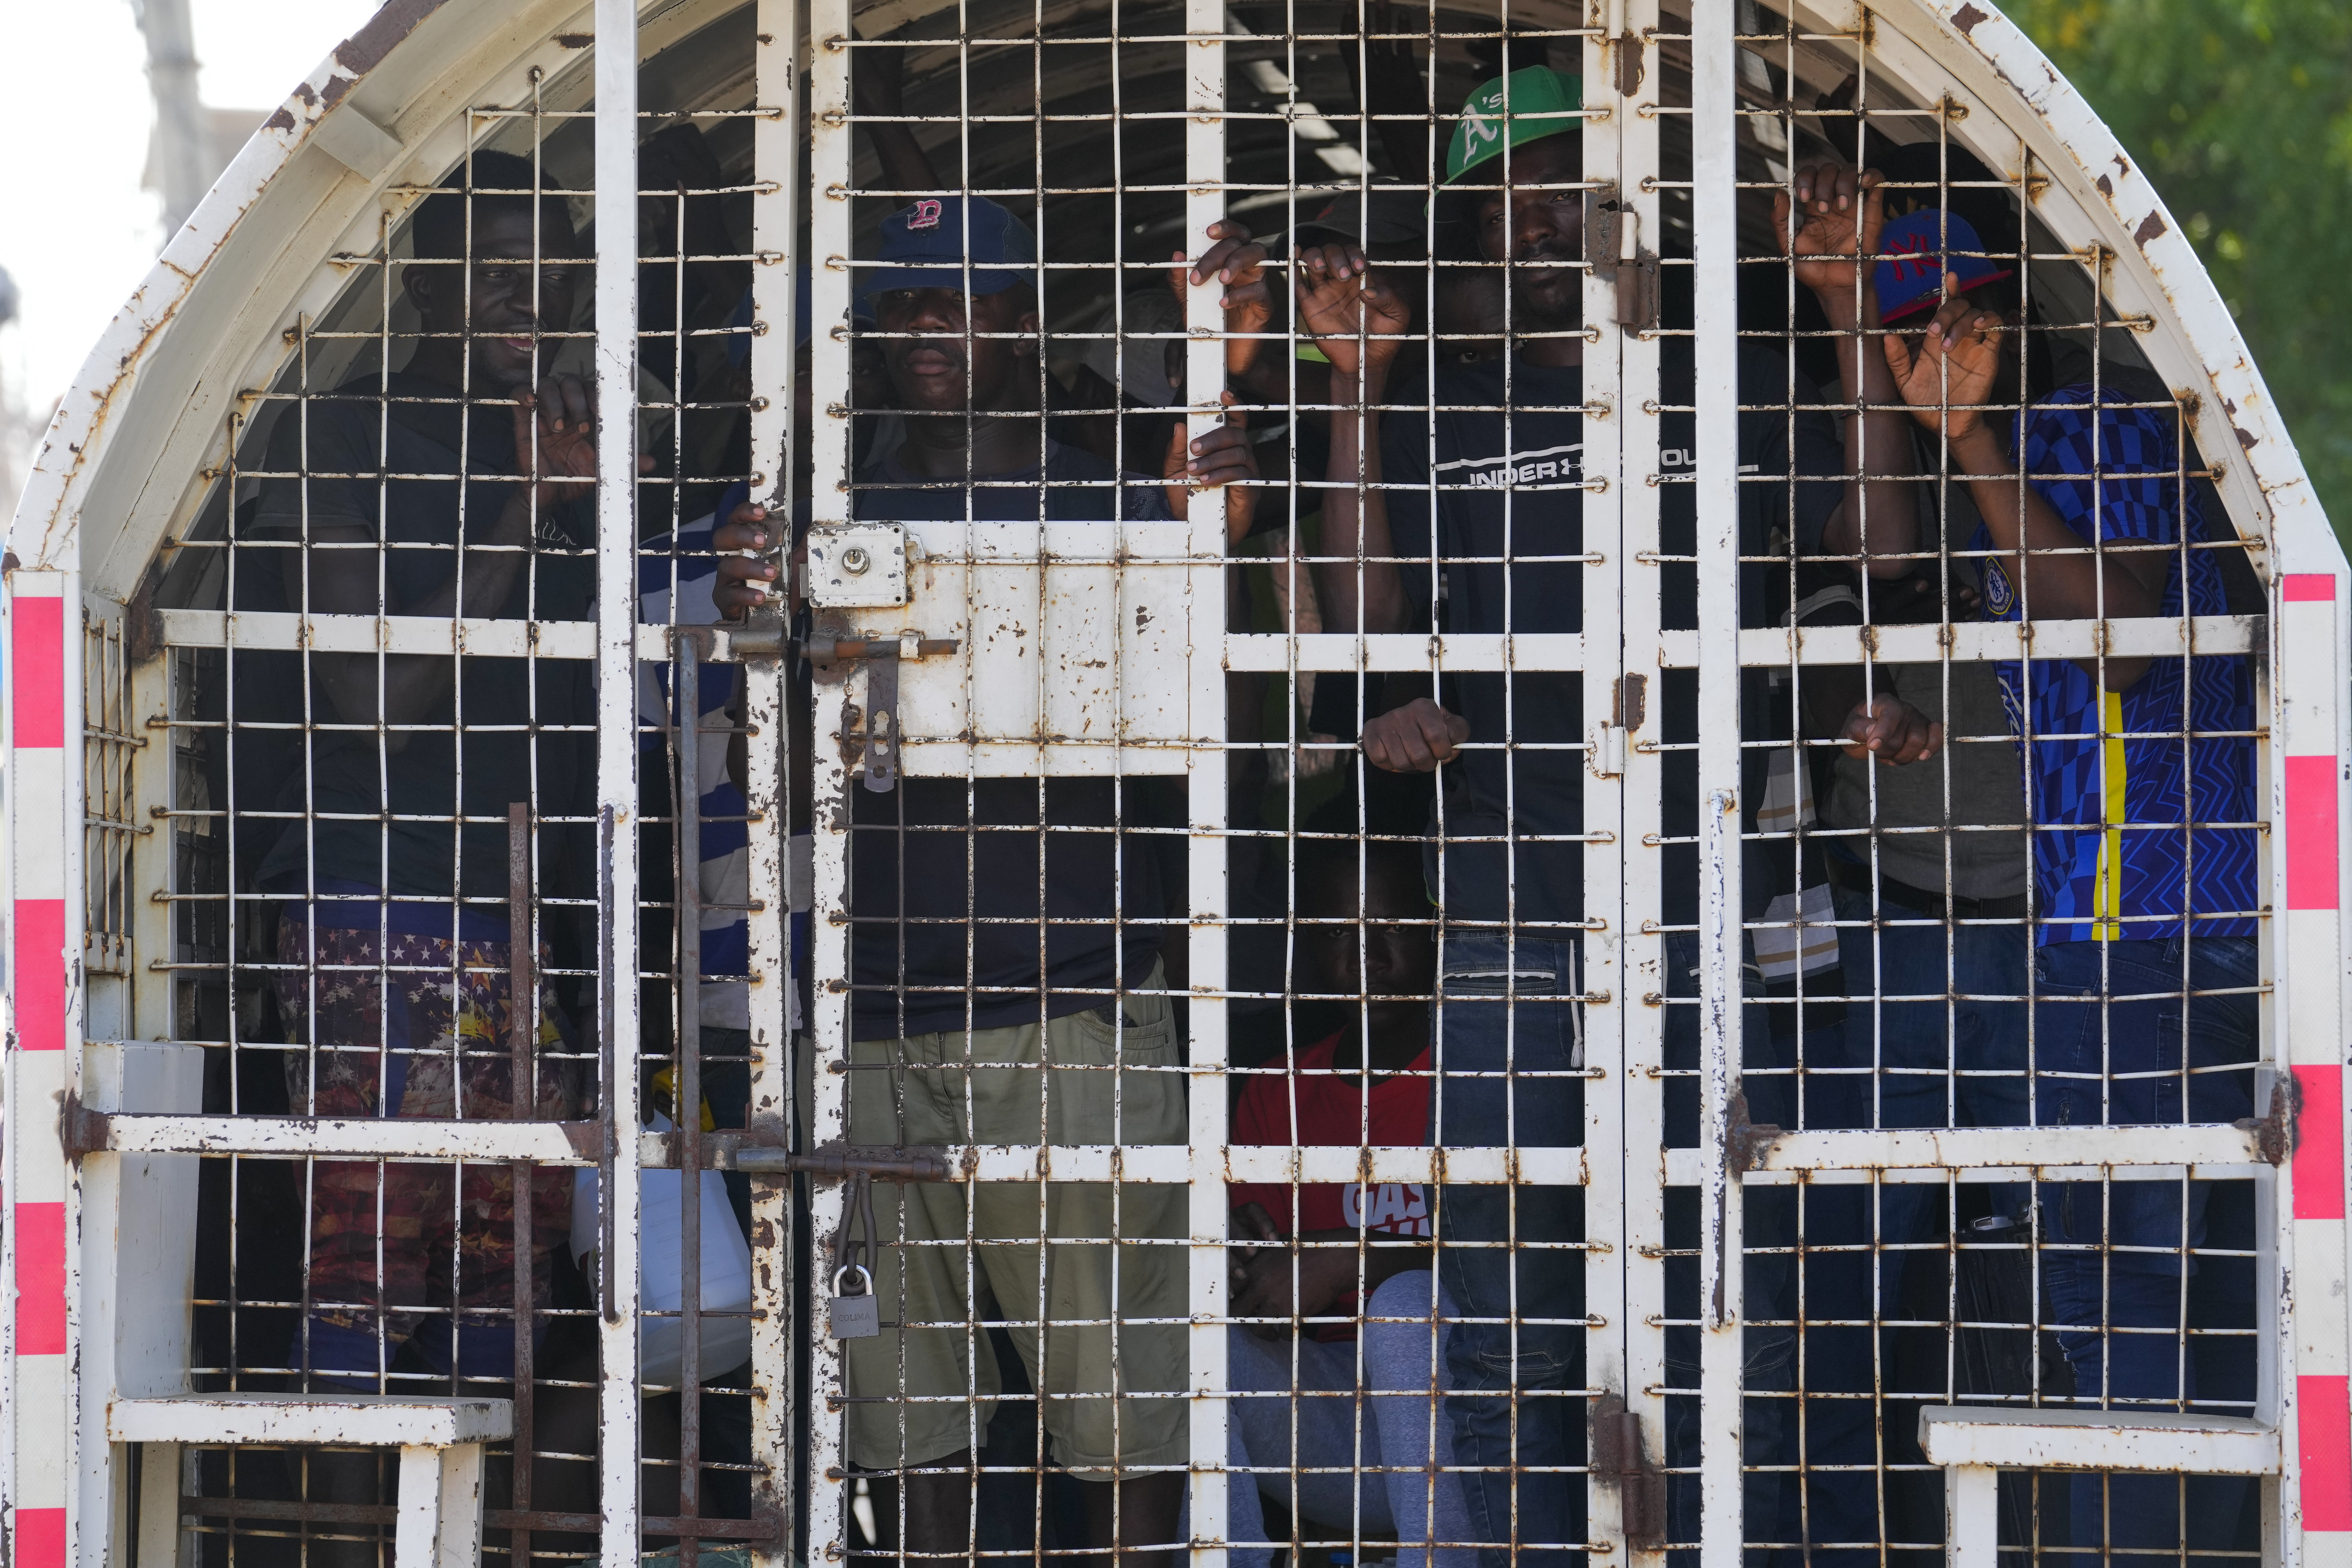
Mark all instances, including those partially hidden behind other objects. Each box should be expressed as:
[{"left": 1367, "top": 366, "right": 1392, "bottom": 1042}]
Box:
[{"left": 834, "top": 966, "right": 1189, "bottom": 1475}]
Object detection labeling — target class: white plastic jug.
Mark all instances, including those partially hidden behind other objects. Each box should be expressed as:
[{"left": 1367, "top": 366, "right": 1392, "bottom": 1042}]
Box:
[{"left": 571, "top": 1113, "right": 754, "bottom": 1385}]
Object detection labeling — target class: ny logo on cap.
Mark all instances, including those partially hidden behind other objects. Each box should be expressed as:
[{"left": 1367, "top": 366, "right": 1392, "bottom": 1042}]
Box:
[
  {"left": 1884, "top": 232, "right": 1940, "bottom": 283},
  {"left": 908, "top": 199, "right": 944, "bottom": 231}
]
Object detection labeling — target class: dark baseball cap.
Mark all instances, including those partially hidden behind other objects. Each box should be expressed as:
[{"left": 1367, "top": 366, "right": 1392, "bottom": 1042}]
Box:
[
  {"left": 859, "top": 197, "right": 1038, "bottom": 300},
  {"left": 1284, "top": 185, "right": 1430, "bottom": 255}
]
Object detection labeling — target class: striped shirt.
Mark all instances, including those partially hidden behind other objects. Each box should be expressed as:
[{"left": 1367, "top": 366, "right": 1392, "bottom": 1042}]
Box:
[{"left": 640, "top": 506, "right": 807, "bottom": 1030}]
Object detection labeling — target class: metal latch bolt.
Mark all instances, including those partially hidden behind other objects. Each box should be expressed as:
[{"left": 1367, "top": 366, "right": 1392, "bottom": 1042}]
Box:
[{"left": 828, "top": 633, "right": 961, "bottom": 794}]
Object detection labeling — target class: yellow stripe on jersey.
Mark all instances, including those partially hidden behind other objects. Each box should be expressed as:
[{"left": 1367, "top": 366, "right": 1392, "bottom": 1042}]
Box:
[{"left": 2093, "top": 687, "right": 2128, "bottom": 941}]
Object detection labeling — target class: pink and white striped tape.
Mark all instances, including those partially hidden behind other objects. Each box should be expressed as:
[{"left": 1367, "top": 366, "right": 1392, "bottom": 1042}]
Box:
[
  {"left": 9, "top": 579, "right": 69, "bottom": 1568},
  {"left": 2281, "top": 572, "right": 2350, "bottom": 1542}
]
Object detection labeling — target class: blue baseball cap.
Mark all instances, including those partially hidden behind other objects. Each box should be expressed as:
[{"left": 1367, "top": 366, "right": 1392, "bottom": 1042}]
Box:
[
  {"left": 1875, "top": 209, "right": 2017, "bottom": 322},
  {"left": 860, "top": 197, "right": 1038, "bottom": 300}
]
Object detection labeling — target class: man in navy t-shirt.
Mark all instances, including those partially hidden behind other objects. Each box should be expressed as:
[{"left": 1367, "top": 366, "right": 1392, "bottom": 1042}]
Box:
[
  {"left": 251, "top": 152, "right": 598, "bottom": 1395},
  {"left": 712, "top": 197, "right": 1263, "bottom": 1568}
]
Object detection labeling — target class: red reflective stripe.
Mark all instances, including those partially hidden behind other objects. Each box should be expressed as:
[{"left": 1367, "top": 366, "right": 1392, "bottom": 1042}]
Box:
[
  {"left": 15, "top": 1200, "right": 65, "bottom": 1355},
  {"left": 2285, "top": 574, "right": 2339, "bottom": 602},
  {"left": 2305, "top": 1375, "right": 2352, "bottom": 1530},
  {"left": 10, "top": 595, "right": 63, "bottom": 749},
  {"left": 13, "top": 898, "right": 65, "bottom": 1051},
  {"left": 15, "top": 1507, "right": 64, "bottom": 1568},
  {"left": 2288, "top": 756, "right": 2343, "bottom": 911},
  {"left": 2295, "top": 1067, "right": 2346, "bottom": 1221}
]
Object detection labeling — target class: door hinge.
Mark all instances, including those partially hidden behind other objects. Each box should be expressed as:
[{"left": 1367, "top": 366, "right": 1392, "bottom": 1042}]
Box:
[
  {"left": 1593, "top": 723, "right": 1629, "bottom": 778},
  {"left": 1725, "top": 1088, "right": 1783, "bottom": 1174},
  {"left": 2238, "top": 1067, "right": 2299, "bottom": 1166},
  {"left": 1591, "top": 1392, "right": 1666, "bottom": 1545},
  {"left": 61, "top": 1092, "right": 109, "bottom": 1163}
]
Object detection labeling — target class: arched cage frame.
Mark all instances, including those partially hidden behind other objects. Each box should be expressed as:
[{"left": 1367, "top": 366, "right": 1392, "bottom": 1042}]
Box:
[{"left": 5, "top": 4, "right": 2347, "bottom": 1568}]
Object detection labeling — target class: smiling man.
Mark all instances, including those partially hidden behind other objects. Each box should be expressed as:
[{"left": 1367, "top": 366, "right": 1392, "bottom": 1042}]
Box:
[
  {"left": 1300, "top": 67, "right": 1858, "bottom": 1567},
  {"left": 249, "top": 148, "right": 597, "bottom": 1415},
  {"left": 1295, "top": 72, "right": 1609, "bottom": 1565}
]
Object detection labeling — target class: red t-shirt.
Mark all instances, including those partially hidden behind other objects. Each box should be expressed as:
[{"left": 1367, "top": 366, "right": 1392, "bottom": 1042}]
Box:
[{"left": 1231, "top": 1033, "right": 1433, "bottom": 1337}]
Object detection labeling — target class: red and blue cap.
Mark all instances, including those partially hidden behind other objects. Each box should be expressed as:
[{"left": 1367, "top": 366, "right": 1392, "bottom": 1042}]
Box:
[
  {"left": 1875, "top": 209, "right": 2016, "bottom": 322},
  {"left": 861, "top": 196, "right": 1038, "bottom": 300}
]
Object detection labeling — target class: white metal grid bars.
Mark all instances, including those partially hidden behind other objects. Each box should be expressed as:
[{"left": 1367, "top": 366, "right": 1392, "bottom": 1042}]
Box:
[
  {"left": 21, "top": 8, "right": 796, "bottom": 1568},
  {"left": 792, "top": 0, "right": 2320, "bottom": 1565},
  {"left": 807, "top": 8, "right": 1618, "bottom": 1568},
  {"left": 9, "top": 4, "right": 2352, "bottom": 1568},
  {"left": 594, "top": 9, "right": 649, "bottom": 1568},
  {"left": 1693, "top": 3, "right": 2308, "bottom": 1566}
]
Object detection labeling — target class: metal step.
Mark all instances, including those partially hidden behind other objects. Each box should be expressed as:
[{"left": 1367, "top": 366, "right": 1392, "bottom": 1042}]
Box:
[{"left": 110, "top": 1393, "right": 511, "bottom": 1568}]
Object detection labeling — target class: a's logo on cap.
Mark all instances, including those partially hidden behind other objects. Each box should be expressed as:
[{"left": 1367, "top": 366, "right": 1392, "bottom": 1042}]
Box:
[{"left": 908, "top": 199, "right": 944, "bottom": 231}]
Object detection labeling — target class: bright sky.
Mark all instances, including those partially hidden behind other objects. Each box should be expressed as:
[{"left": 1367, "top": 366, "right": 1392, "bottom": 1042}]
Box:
[{"left": 0, "top": 0, "right": 378, "bottom": 467}]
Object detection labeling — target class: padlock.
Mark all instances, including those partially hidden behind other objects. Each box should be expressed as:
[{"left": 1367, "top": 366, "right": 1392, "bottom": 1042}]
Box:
[{"left": 828, "top": 1265, "right": 880, "bottom": 1339}]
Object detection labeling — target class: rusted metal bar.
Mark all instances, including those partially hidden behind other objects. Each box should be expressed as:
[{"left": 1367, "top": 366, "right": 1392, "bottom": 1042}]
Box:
[
  {"left": 802, "top": 638, "right": 960, "bottom": 662},
  {"left": 1691, "top": 13, "right": 1746, "bottom": 1564},
  {"left": 93, "top": 1115, "right": 603, "bottom": 1163},
  {"left": 510, "top": 804, "right": 535, "bottom": 1110},
  {"left": 509, "top": 800, "right": 536, "bottom": 1568},
  {"left": 734, "top": 1143, "right": 954, "bottom": 1183},
  {"left": 591, "top": 6, "right": 648, "bottom": 1561},
  {"left": 678, "top": 640, "right": 707, "bottom": 1568}
]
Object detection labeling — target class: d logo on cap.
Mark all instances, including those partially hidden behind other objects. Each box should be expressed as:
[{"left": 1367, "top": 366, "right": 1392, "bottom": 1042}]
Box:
[{"left": 908, "top": 198, "right": 944, "bottom": 231}]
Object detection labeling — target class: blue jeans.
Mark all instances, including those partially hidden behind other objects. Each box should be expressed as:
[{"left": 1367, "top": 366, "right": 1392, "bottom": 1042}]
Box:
[
  {"left": 1653, "top": 934, "right": 1839, "bottom": 1564},
  {"left": 1777, "top": 895, "right": 2035, "bottom": 1562},
  {"left": 1430, "top": 933, "right": 1586, "bottom": 1568},
  {"left": 1220, "top": 1273, "right": 1476, "bottom": 1568},
  {"left": 2031, "top": 935, "right": 2260, "bottom": 1564},
  {"left": 1819, "top": 887, "right": 2031, "bottom": 1132}
]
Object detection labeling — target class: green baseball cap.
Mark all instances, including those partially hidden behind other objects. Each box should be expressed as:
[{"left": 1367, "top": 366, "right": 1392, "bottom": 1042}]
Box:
[{"left": 1446, "top": 66, "right": 1584, "bottom": 185}]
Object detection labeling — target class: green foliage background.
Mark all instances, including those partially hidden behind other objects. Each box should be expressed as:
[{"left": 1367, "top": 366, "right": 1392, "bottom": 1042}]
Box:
[{"left": 1994, "top": 0, "right": 2352, "bottom": 544}]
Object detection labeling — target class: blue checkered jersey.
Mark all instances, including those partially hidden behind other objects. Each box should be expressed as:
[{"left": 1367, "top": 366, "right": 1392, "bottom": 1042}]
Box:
[{"left": 1971, "top": 387, "right": 2257, "bottom": 945}]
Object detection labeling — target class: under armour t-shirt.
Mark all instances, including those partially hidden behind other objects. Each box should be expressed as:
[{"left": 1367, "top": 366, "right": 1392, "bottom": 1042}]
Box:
[
  {"left": 1376, "top": 353, "right": 1591, "bottom": 927},
  {"left": 1376, "top": 345, "right": 1843, "bottom": 929}
]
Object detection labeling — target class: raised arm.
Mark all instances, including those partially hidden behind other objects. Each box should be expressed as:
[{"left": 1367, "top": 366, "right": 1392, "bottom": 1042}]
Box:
[
  {"left": 1295, "top": 243, "right": 1415, "bottom": 634},
  {"left": 1161, "top": 222, "right": 1275, "bottom": 543},
  {"left": 1884, "top": 277, "right": 2168, "bottom": 687},
  {"left": 1774, "top": 163, "right": 1923, "bottom": 575},
  {"left": 851, "top": 41, "right": 941, "bottom": 197}
]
